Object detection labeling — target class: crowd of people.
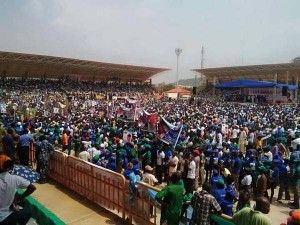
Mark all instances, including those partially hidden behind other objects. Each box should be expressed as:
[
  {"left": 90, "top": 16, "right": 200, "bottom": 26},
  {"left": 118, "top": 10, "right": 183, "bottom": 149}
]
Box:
[{"left": 1, "top": 77, "right": 300, "bottom": 225}]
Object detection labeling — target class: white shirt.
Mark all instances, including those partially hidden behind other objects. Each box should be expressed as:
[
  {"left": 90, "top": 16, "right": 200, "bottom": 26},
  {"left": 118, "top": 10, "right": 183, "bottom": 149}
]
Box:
[
  {"left": 217, "top": 133, "right": 222, "bottom": 144},
  {"left": 187, "top": 160, "right": 196, "bottom": 179},
  {"left": 241, "top": 174, "right": 252, "bottom": 186},
  {"left": 87, "top": 147, "right": 98, "bottom": 160},
  {"left": 0, "top": 172, "right": 30, "bottom": 222},
  {"left": 79, "top": 151, "right": 90, "bottom": 162},
  {"left": 157, "top": 151, "right": 165, "bottom": 166},
  {"left": 82, "top": 141, "right": 91, "bottom": 149},
  {"left": 265, "top": 151, "right": 273, "bottom": 161},
  {"left": 142, "top": 173, "right": 158, "bottom": 186},
  {"left": 232, "top": 129, "right": 239, "bottom": 139},
  {"left": 169, "top": 156, "right": 179, "bottom": 173}
]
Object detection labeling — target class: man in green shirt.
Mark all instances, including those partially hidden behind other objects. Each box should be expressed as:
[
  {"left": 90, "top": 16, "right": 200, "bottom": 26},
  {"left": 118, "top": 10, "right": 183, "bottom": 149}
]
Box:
[
  {"left": 232, "top": 197, "right": 271, "bottom": 225},
  {"left": 156, "top": 172, "right": 185, "bottom": 225}
]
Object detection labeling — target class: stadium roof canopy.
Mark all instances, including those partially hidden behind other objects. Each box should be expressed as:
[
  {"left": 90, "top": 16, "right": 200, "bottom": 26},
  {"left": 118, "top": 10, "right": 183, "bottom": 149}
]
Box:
[
  {"left": 193, "top": 63, "right": 300, "bottom": 85},
  {"left": 0, "top": 51, "right": 169, "bottom": 82}
]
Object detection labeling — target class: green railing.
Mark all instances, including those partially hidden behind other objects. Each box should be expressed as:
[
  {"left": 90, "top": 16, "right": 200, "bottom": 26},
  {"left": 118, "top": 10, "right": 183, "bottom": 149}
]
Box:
[{"left": 17, "top": 189, "right": 66, "bottom": 225}]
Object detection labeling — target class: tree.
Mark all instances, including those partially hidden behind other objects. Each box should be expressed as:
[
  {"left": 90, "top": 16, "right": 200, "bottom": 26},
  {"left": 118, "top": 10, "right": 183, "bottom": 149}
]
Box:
[{"left": 291, "top": 57, "right": 300, "bottom": 63}]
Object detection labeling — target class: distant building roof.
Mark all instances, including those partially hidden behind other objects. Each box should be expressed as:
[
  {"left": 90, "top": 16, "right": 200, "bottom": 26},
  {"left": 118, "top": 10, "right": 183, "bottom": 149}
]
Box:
[{"left": 164, "top": 87, "right": 191, "bottom": 94}]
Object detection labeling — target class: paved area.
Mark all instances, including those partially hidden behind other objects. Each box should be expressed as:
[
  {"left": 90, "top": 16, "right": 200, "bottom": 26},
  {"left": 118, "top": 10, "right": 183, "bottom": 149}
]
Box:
[
  {"left": 30, "top": 182, "right": 126, "bottom": 225},
  {"left": 28, "top": 181, "right": 291, "bottom": 225}
]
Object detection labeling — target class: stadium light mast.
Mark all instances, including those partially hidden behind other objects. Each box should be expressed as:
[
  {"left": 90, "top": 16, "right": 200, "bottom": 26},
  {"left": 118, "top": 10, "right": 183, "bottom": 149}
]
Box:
[
  {"left": 201, "top": 46, "right": 205, "bottom": 69},
  {"left": 175, "top": 48, "right": 182, "bottom": 99},
  {"left": 200, "top": 46, "right": 205, "bottom": 87}
]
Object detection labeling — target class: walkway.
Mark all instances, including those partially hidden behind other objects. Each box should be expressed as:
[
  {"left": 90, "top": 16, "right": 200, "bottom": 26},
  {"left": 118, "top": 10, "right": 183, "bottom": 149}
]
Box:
[{"left": 31, "top": 181, "right": 126, "bottom": 225}]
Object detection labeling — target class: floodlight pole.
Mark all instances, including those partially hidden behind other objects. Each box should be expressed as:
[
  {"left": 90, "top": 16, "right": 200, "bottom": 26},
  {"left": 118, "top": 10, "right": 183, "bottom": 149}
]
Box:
[{"left": 175, "top": 48, "right": 182, "bottom": 99}]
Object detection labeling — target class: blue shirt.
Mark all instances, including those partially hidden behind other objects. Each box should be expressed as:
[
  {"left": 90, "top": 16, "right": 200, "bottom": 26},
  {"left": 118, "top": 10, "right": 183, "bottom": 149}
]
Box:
[
  {"left": 133, "top": 164, "right": 140, "bottom": 175},
  {"left": 123, "top": 169, "right": 134, "bottom": 179},
  {"left": 213, "top": 188, "right": 226, "bottom": 205},
  {"left": 291, "top": 150, "right": 300, "bottom": 164},
  {"left": 19, "top": 134, "right": 34, "bottom": 147},
  {"left": 106, "top": 162, "right": 117, "bottom": 172},
  {"left": 233, "top": 157, "right": 242, "bottom": 174},
  {"left": 270, "top": 167, "right": 279, "bottom": 183}
]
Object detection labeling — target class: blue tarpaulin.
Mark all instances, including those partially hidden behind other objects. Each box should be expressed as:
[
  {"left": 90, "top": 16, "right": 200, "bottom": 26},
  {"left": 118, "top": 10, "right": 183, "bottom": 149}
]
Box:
[{"left": 215, "top": 79, "right": 298, "bottom": 90}]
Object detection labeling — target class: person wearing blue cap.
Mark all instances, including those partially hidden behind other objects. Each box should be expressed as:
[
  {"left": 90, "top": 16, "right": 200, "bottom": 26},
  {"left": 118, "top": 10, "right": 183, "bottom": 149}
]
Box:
[
  {"left": 204, "top": 149, "right": 213, "bottom": 183},
  {"left": 106, "top": 157, "right": 117, "bottom": 172},
  {"left": 132, "top": 158, "right": 140, "bottom": 175},
  {"left": 277, "top": 158, "right": 291, "bottom": 202},
  {"left": 269, "top": 161, "right": 279, "bottom": 203},
  {"left": 232, "top": 151, "right": 242, "bottom": 191},
  {"left": 211, "top": 149, "right": 221, "bottom": 171},
  {"left": 221, "top": 175, "right": 237, "bottom": 216},
  {"left": 210, "top": 169, "right": 224, "bottom": 191}
]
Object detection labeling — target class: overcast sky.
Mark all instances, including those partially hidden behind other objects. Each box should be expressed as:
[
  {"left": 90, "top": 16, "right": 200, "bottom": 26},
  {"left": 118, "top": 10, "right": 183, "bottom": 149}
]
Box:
[{"left": 1, "top": 0, "right": 299, "bottom": 83}]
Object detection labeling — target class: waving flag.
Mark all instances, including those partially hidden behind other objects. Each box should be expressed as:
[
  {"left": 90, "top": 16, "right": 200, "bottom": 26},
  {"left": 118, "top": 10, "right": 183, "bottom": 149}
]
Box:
[{"left": 158, "top": 116, "right": 183, "bottom": 145}]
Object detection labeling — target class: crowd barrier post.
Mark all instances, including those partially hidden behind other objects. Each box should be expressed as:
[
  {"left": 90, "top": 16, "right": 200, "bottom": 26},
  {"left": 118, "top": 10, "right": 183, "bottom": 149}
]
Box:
[
  {"left": 29, "top": 142, "right": 36, "bottom": 169},
  {"left": 123, "top": 181, "right": 161, "bottom": 225},
  {"left": 49, "top": 150, "right": 67, "bottom": 186}
]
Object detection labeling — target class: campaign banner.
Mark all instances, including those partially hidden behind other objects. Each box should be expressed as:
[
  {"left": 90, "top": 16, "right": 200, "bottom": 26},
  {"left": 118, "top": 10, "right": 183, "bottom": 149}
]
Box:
[
  {"left": 123, "top": 109, "right": 135, "bottom": 121},
  {"left": 123, "top": 129, "right": 133, "bottom": 143},
  {"left": 158, "top": 116, "right": 182, "bottom": 145}
]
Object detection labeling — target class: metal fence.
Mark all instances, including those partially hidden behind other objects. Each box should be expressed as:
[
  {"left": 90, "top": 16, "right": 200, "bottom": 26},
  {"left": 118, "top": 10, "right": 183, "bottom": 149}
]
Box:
[{"left": 29, "top": 145, "right": 233, "bottom": 225}]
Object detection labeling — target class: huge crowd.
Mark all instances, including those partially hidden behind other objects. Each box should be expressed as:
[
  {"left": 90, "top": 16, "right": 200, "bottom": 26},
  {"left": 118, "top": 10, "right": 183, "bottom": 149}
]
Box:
[{"left": 1, "top": 78, "right": 300, "bottom": 225}]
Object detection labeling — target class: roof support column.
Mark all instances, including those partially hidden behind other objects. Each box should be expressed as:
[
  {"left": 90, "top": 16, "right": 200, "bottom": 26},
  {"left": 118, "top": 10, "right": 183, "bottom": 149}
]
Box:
[
  {"left": 213, "top": 75, "right": 216, "bottom": 100},
  {"left": 295, "top": 76, "right": 299, "bottom": 107},
  {"left": 286, "top": 71, "right": 289, "bottom": 85},
  {"left": 273, "top": 73, "right": 277, "bottom": 104}
]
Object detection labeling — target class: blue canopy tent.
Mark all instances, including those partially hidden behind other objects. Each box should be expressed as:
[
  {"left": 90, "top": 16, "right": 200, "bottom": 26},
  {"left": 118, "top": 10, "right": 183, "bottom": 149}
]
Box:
[
  {"left": 214, "top": 79, "right": 298, "bottom": 89},
  {"left": 214, "top": 79, "right": 298, "bottom": 104}
]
